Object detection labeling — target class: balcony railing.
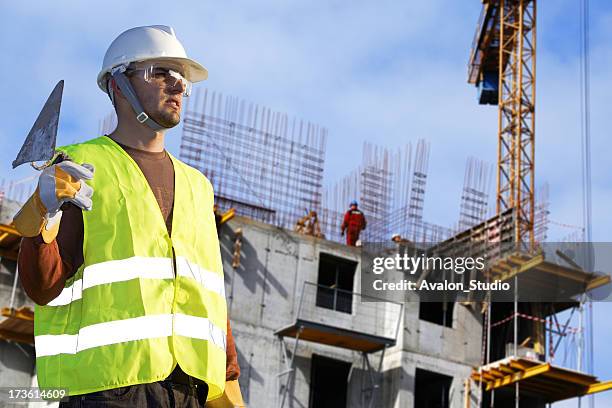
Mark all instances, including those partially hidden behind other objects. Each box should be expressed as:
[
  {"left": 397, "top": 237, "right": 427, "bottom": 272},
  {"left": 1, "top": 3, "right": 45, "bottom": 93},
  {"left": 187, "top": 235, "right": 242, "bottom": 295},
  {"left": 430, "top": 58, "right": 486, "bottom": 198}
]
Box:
[{"left": 295, "top": 281, "right": 403, "bottom": 342}]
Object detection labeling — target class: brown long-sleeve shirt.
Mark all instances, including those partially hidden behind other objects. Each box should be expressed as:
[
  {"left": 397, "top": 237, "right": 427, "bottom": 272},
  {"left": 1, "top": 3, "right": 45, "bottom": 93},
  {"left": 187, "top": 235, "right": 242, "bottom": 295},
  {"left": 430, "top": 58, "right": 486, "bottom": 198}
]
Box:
[{"left": 18, "top": 142, "right": 239, "bottom": 381}]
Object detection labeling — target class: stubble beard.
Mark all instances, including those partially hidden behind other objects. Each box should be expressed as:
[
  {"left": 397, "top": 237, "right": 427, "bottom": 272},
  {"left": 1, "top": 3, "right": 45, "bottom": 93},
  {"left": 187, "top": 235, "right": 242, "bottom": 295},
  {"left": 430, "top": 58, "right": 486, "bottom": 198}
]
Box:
[
  {"left": 154, "top": 109, "right": 181, "bottom": 128},
  {"left": 139, "top": 91, "right": 181, "bottom": 128}
]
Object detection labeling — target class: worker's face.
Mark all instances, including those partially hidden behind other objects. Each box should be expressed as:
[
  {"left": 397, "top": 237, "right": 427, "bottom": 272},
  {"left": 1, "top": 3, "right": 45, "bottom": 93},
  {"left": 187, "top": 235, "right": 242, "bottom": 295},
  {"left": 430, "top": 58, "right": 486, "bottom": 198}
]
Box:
[
  {"left": 127, "top": 61, "right": 188, "bottom": 128},
  {"left": 350, "top": 204, "right": 357, "bottom": 210}
]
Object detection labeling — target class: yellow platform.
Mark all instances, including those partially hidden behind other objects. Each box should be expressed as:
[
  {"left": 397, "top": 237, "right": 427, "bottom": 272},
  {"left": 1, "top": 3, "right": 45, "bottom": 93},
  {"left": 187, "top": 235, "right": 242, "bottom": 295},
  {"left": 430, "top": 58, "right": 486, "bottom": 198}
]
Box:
[
  {"left": 472, "top": 357, "right": 612, "bottom": 403},
  {"left": 275, "top": 319, "right": 395, "bottom": 353},
  {"left": 0, "top": 307, "right": 34, "bottom": 345},
  {"left": 0, "top": 223, "right": 21, "bottom": 261},
  {"left": 487, "top": 251, "right": 610, "bottom": 305}
]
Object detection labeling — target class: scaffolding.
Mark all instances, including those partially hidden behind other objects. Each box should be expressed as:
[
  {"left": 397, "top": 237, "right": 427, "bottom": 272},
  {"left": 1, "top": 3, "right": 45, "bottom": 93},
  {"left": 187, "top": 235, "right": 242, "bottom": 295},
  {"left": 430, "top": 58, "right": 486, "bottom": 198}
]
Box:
[
  {"left": 322, "top": 141, "right": 436, "bottom": 244},
  {"left": 359, "top": 143, "right": 394, "bottom": 242},
  {"left": 463, "top": 1, "right": 612, "bottom": 405},
  {"left": 405, "top": 140, "right": 430, "bottom": 242},
  {"left": 441, "top": 214, "right": 612, "bottom": 406},
  {"left": 180, "top": 102, "right": 446, "bottom": 247},
  {"left": 533, "top": 182, "right": 549, "bottom": 243},
  {"left": 471, "top": 357, "right": 612, "bottom": 404},
  {"left": 458, "top": 157, "right": 493, "bottom": 231},
  {"left": 180, "top": 88, "right": 327, "bottom": 230},
  {"left": 321, "top": 143, "right": 398, "bottom": 243}
]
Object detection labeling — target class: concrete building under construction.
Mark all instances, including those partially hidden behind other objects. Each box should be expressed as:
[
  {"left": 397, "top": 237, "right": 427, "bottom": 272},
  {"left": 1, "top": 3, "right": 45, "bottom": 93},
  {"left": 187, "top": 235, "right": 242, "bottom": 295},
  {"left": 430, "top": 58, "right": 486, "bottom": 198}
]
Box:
[
  {"left": 1, "top": 78, "right": 612, "bottom": 407},
  {"left": 0, "top": 203, "right": 512, "bottom": 408},
  {"left": 2, "top": 1, "right": 612, "bottom": 405}
]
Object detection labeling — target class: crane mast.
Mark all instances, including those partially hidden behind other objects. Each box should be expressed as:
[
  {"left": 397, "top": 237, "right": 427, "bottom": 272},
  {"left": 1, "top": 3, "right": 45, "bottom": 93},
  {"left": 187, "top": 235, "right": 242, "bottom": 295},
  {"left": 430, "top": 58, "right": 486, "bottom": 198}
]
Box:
[{"left": 469, "top": 0, "right": 536, "bottom": 245}]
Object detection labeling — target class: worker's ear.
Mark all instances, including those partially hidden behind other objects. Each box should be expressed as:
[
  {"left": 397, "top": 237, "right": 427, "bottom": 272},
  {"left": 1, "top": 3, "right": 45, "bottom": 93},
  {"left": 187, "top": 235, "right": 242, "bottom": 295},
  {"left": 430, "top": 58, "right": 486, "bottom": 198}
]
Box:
[{"left": 109, "top": 78, "right": 124, "bottom": 100}]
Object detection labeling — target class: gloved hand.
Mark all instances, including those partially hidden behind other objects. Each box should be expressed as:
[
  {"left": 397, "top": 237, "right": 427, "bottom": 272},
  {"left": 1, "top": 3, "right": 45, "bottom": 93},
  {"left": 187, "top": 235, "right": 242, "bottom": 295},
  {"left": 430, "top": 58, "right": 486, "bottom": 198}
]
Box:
[
  {"left": 13, "top": 161, "right": 94, "bottom": 243},
  {"left": 205, "top": 380, "right": 245, "bottom": 408}
]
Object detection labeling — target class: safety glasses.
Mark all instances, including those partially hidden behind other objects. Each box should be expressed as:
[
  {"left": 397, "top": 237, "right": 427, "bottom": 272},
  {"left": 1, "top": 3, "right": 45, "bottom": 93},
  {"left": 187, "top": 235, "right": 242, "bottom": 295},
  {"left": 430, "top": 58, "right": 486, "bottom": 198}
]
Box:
[{"left": 126, "top": 63, "right": 193, "bottom": 97}]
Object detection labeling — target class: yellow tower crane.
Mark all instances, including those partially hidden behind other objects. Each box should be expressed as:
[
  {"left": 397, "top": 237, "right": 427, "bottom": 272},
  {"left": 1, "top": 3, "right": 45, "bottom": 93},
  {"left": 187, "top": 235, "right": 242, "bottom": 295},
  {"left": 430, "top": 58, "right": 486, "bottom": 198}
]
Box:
[
  {"left": 465, "top": 0, "right": 612, "bottom": 407},
  {"left": 465, "top": 1, "right": 612, "bottom": 405},
  {"left": 468, "top": 0, "right": 536, "bottom": 246}
]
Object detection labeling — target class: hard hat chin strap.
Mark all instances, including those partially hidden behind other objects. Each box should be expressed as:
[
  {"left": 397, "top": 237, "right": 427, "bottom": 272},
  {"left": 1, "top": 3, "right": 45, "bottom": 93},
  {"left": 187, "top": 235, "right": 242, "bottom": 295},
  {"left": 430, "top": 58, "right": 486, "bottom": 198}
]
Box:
[{"left": 110, "top": 67, "right": 166, "bottom": 131}]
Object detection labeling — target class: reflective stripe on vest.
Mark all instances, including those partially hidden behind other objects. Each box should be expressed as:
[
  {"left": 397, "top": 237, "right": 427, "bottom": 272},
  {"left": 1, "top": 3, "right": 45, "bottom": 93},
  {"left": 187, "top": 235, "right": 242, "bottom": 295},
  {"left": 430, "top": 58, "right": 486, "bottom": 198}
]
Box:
[
  {"left": 34, "top": 136, "right": 227, "bottom": 399},
  {"left": 35, "top": 314, "right": 226, "bottom": 357},
  {"left": 44, "top": 257, "right": 225, "bottom": 307}
]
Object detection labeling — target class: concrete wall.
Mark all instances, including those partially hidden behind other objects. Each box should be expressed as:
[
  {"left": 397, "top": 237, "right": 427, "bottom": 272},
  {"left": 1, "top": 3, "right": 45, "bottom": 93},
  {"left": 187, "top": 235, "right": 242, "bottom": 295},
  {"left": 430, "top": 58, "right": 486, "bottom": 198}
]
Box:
[
  {"left": 220, "top": 216, "right": 363, "bottom": 407},
  {"left": 223, "top": 216, "right": 483, "bottom": 408}
]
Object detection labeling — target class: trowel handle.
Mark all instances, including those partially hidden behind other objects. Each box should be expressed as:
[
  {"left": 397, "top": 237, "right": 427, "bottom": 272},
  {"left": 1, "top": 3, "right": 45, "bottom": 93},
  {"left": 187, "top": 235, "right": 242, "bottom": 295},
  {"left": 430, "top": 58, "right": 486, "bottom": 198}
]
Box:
[
  {"left": 48, "top": 151, "right": 78, "bottom": 212},
  {"left": 30, "top": 151, "right": 71, "bottom": 171},
  {"left": 50, "top": 151, "right": 71, "bottom": 166}
]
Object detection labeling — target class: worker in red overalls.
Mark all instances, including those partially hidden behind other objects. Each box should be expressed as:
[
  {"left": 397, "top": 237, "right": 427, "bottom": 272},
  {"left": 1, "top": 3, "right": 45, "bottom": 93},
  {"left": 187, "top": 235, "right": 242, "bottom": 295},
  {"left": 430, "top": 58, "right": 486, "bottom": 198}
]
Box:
[{"left": 341, "top": 200, "right": 367, "bottom": 246}]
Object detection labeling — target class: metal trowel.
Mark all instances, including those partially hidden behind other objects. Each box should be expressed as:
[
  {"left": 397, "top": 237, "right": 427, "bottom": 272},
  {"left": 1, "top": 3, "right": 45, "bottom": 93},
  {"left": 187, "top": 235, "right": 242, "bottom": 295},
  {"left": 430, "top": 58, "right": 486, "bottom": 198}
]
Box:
[{"left": 12, "top": 80, "right": 68, "bottom": 169}]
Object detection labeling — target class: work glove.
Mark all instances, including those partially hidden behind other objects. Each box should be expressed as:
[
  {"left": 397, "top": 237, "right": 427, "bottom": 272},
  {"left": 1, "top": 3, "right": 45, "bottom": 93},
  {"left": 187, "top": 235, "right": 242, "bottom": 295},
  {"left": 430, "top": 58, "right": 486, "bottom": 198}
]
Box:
[
  {"left": 13, "top": 161, "right": 94, "bottom": 243},
  {"left": 205, "top": 380, "right": 245, "bottom": 408}
]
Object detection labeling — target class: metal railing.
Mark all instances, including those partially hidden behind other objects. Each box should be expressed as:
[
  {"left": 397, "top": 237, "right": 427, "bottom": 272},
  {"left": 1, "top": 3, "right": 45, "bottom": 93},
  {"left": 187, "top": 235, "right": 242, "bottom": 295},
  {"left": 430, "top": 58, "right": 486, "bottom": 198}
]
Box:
[{"left": 295, "top": 281, "right": 403, "bottom": 342}]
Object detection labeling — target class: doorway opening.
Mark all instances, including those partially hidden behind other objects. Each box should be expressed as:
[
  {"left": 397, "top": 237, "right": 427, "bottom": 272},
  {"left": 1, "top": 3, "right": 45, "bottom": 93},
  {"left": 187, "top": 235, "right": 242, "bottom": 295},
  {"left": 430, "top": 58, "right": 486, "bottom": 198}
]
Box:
[
  {"left": 309, "top": 354, "right": 351, "bottom": 408},
  {"left": 414, "top": 368, "right": 452, "bottom": 408}
]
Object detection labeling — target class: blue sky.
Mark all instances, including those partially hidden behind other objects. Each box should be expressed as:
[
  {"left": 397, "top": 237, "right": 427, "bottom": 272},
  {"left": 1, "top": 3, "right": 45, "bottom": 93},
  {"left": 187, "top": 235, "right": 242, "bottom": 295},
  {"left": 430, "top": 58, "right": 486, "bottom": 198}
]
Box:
[{"left": 1, "top": 1, "right": 611, "bottom": 405}]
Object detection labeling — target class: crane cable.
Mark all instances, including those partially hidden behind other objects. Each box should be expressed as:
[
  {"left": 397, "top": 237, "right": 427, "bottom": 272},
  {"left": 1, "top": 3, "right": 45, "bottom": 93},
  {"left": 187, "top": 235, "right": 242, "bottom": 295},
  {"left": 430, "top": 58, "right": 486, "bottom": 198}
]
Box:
[{"left": 579, "top": 0, "right": 594, "bottom": 407}]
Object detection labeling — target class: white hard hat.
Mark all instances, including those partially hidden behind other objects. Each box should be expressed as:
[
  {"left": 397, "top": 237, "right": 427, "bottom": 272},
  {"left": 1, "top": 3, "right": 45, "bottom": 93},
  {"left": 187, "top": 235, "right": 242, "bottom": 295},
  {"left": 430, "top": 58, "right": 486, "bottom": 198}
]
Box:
[
  {"left": 97, "top": 25, "right": 208, "bottom": 93},
  {"left": 391, "top": 233, "right": 401, "bottom": 240}
]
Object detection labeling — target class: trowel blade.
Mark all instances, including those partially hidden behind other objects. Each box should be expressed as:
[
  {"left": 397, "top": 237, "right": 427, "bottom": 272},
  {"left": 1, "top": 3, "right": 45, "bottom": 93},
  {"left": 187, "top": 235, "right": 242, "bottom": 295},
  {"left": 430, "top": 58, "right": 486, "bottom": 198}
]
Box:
[{"left": 12, "top": 80, "right": 64, "bottom": 169}]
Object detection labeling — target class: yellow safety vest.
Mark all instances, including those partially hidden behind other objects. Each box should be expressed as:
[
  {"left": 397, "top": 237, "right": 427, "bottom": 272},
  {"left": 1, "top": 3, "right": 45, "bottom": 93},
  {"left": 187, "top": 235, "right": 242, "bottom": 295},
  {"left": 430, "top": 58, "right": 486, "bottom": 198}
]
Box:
[{"left": 34, "top": 136, "right": 227, "bottom": 399}]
